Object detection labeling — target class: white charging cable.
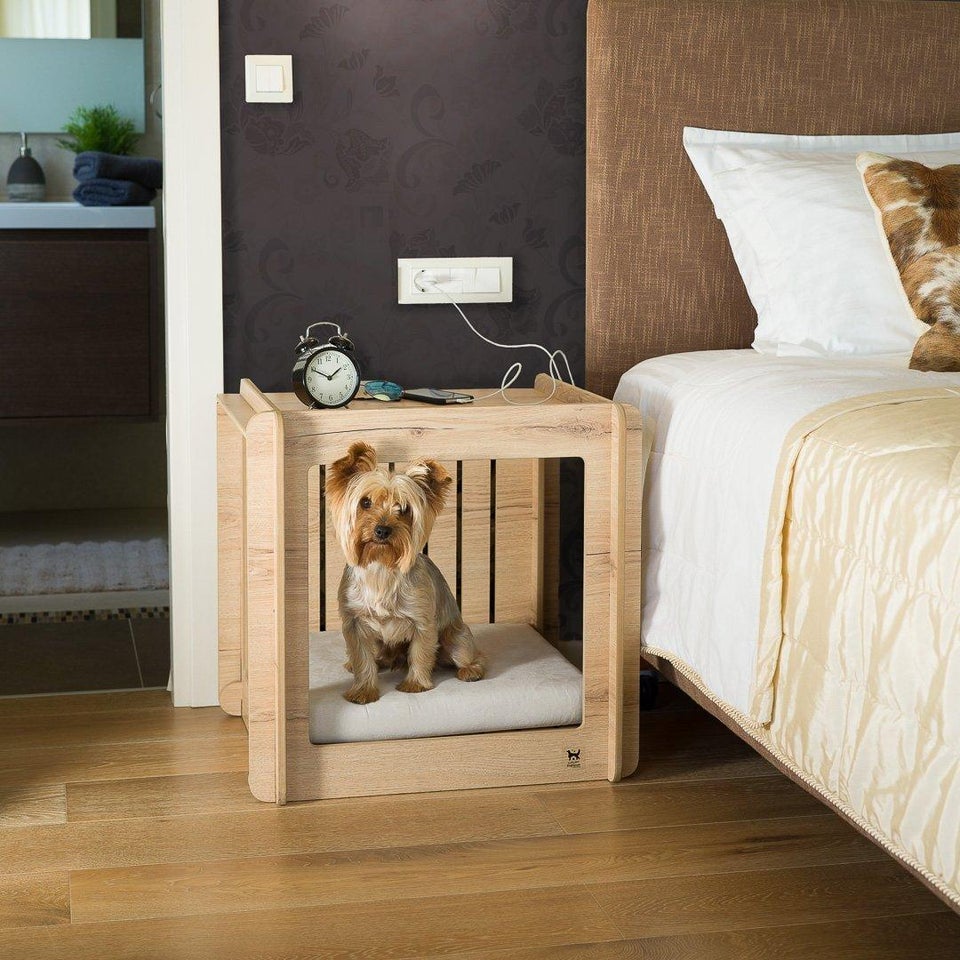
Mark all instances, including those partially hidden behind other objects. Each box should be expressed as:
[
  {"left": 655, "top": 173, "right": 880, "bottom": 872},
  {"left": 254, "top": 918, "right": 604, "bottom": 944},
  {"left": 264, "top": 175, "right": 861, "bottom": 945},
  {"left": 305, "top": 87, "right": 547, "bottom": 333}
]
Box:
[{"left": 414, "top": 270, "right": 576, "bottom": 405}]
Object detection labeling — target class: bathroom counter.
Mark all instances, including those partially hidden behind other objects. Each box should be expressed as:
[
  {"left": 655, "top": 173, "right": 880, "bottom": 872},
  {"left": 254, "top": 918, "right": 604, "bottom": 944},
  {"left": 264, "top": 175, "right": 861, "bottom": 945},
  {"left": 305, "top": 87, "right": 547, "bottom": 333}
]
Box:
[{"left": 0, "top": 201, "right": 155, "bottom": 230}]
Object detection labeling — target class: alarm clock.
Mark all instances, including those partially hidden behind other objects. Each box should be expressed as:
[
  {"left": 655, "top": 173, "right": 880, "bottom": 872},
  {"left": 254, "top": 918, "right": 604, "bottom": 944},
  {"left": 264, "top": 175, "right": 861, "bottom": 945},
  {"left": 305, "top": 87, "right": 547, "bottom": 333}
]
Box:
[{"left": 292, "top": 322, "right": 362, "bottom": 409}]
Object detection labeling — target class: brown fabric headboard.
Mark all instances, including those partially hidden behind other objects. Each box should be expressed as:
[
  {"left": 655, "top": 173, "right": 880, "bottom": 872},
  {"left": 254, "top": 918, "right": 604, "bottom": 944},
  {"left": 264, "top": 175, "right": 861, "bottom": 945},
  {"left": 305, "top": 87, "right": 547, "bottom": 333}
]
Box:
[{"left": 586, "top": 0, "right": 960, "bottom": 396}]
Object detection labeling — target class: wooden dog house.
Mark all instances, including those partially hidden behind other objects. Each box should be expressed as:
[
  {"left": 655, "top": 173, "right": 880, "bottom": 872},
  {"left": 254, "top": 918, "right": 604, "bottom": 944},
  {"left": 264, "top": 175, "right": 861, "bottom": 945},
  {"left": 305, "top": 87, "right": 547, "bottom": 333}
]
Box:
[{"left": 217, "top": 375, "right": 641, "bottom": 803}]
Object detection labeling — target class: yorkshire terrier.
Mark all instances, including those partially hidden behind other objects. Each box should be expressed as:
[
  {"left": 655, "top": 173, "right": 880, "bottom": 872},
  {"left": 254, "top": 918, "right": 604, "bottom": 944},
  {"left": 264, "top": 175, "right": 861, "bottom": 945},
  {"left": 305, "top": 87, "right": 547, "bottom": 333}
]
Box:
[{"left": 326, "top": 441, "right": 486, "bottom": 704}]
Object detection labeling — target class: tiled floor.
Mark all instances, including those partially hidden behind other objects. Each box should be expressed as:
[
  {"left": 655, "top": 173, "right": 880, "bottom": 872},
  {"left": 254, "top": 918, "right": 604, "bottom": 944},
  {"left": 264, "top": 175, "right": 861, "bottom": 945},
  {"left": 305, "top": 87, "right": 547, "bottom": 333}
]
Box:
[{"left": 0, "top": 616, "right": 170, "bottom": 696}]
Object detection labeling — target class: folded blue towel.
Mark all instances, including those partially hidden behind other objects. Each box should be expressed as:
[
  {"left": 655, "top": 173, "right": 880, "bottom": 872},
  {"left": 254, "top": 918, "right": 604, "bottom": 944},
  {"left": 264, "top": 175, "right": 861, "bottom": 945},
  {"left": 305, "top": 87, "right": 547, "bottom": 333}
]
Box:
[
  {"left": 73, "top": 152, "right": 163, "bottom": 190},
  {"left": 73, "top": 178, "right": 157, "bottom": 207}
]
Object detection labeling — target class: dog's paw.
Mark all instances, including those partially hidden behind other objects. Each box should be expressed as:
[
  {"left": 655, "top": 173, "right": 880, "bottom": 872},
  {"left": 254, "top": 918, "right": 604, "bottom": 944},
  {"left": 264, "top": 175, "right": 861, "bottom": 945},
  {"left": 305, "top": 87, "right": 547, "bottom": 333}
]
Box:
[
  {"left": 396, "top": 678, "right": 433, "bottom": 694},
  {"left": 456, "top": 663, "right": 485, "bottom": 682},
  {"left": 344, "top": 685, "right": 380, "bottom": 705}
]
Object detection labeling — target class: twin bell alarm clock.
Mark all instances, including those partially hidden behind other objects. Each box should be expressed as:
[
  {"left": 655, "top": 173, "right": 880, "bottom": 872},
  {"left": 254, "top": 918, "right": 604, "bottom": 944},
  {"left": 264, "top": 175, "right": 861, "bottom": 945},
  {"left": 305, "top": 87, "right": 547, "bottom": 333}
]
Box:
[{"left": 292, "top": 322, "right": 361, "bottom": 409}]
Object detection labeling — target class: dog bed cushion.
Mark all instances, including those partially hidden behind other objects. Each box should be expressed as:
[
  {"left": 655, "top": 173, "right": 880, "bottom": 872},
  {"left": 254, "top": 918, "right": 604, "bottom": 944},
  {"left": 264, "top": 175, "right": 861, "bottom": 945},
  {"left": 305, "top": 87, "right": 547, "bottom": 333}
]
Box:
[{"left": 309, "top": 623, "right": 583, "bottom": 744}]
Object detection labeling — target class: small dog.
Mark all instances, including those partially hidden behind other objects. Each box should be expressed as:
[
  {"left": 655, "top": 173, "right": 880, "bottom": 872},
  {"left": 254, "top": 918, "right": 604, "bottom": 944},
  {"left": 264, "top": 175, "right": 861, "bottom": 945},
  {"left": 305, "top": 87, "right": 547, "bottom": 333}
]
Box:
[{"left": 326, "top": 441, "right": 486, "bottom": 704}]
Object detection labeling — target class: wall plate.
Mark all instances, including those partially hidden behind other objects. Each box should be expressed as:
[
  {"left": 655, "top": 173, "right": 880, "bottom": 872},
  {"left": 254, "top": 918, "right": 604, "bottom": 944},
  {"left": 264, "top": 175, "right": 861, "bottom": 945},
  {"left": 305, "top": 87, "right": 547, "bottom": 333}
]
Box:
[
  {"left": 245, "top": 54, "right": 293, "bottom": 103},
  {"left": 398, "top": 257, "right": 513, "bottom": 304}
]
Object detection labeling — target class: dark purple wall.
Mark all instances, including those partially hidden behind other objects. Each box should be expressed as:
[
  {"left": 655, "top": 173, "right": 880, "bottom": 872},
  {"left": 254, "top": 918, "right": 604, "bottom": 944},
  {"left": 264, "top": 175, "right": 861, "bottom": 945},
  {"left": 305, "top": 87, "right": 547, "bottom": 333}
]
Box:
[{"left": 219, "top": 0, "right": 587, "bottom": 393}]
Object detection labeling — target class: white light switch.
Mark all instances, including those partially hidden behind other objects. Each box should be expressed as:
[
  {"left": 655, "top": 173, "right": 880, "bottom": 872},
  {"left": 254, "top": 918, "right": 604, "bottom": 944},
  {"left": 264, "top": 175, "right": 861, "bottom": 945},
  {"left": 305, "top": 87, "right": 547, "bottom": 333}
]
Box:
[
  {"left": 474, "top": 268, "right": 501, "bottom": 293},
  {"left": 256, "top": 65, "right": 284, "bottom": 93},
  {"left": 245, "top": 55, "right": 293, "bottom": 103}
]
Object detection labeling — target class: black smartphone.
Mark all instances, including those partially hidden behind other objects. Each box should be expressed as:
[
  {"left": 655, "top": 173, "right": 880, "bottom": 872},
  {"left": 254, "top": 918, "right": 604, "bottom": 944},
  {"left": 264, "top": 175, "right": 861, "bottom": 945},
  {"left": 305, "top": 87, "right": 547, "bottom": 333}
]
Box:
[{"left": 403, "top": 388, "right": 475, "bottom": 405}]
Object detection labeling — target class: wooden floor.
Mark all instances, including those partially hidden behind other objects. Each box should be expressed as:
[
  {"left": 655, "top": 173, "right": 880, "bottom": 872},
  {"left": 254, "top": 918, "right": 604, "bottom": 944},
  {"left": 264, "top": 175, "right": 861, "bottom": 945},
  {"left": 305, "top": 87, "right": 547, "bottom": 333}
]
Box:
[{"left": 1, "top": 684, "right": 958, "bottom": 960}]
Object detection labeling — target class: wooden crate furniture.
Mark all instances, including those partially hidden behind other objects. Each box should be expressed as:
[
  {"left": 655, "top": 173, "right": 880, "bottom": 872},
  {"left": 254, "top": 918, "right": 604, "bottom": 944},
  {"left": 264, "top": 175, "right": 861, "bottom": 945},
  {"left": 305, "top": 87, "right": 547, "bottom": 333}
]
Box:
[{"left": 217, "top": 375, "right": 642, "bottom": 803}]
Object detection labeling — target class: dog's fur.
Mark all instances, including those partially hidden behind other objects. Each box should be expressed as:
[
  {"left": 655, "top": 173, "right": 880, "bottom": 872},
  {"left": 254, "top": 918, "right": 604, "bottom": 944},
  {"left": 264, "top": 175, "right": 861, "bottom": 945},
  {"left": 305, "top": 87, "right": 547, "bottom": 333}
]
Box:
[{"left": 326, "top": 441, "right": 486, "bottom": 704}]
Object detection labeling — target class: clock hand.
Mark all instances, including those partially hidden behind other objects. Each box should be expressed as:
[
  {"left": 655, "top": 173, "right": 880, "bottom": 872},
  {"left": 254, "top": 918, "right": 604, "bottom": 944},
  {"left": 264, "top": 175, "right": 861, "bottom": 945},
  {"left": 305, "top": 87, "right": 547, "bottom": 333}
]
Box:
[{"left": 323, "top": 367, "right": 344, "bottom": 380}]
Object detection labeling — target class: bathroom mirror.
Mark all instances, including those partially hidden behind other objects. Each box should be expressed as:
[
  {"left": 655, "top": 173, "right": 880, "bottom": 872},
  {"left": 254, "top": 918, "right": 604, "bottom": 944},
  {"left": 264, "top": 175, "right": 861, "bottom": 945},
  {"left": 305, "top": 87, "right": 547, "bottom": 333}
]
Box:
[
  {"left": 0, "top": 1, "right": 143, "bottom": 38},
  {"left": 0, "top": 1, "right": 145, "bottom": 133}
]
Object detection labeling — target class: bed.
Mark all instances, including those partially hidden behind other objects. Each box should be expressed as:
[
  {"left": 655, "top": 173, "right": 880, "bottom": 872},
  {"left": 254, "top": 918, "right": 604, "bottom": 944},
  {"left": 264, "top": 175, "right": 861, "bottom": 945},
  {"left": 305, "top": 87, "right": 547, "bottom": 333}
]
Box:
[{"left": 587, "top": 0, "right": 960, "bottom": 911}]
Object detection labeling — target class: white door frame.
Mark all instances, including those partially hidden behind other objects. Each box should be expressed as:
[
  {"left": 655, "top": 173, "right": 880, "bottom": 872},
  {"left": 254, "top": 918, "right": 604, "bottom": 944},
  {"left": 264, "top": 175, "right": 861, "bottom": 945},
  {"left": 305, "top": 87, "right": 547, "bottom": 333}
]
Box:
[{"left": 161, "top": 0, "right": 223, "bottom": 706}]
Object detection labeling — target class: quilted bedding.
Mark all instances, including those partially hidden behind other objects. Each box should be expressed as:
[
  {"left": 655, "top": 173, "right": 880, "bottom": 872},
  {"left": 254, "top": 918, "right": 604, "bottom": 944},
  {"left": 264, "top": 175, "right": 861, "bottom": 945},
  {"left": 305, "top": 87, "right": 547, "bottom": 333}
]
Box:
[{"left": 757, "top": 390, "right": 960, "bottom": 905}]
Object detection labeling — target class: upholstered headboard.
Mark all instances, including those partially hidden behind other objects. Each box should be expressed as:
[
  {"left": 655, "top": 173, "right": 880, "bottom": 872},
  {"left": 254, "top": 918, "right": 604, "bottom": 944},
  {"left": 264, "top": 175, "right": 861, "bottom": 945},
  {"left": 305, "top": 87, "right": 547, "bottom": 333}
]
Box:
[{"left": 586, "top": 0, "right": 960, "bottom": 396}]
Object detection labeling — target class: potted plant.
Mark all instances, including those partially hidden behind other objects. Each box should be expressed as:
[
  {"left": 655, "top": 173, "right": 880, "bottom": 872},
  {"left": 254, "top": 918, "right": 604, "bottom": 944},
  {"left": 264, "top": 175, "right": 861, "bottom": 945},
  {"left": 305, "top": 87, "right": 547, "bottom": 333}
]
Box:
[{"left": 57, "top": 105, "right": 140, "bottom": 155}]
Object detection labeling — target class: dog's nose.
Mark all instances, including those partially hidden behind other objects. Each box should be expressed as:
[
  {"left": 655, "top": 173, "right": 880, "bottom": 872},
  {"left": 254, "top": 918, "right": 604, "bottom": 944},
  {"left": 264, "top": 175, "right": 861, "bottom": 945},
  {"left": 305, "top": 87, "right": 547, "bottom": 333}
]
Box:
[{"left": 374, "top": 524, "right": 392, "bottom": 541}]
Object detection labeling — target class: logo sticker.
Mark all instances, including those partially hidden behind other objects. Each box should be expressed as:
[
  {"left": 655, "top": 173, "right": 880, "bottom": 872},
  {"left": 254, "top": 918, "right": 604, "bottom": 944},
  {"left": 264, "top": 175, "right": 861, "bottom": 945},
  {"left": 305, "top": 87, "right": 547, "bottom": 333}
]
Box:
[{"left": 566, "top": 749, "right": 581, "bottom": 768}]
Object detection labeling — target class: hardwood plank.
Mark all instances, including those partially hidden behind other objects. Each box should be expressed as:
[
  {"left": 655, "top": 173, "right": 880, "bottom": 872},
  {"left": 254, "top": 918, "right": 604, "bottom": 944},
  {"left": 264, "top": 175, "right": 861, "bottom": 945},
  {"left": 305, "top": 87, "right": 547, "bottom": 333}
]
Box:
[
  {"left": 69, "top": 815, "right": 885, "bottom": 923},
  {"left": 0, "top": 886, "right": 621, "bottom": 960},
  {"left": 0, "top": 874, "right": 70, "bottom": 930},
  {"left": 5, "top": 791, "right": 564, "bottom": 874},
  {"left": 0, "top": 689, "right": 171, "bottom": 720},
  {"left": 66, "top": 771, "right": 259, "bottom": 823},
  {"left": 0, "top": 736, "right": 247, "bottom": 789},
  {"left": 0, "top": 784, "right": 66, "bottom": 827},
  {"left": 538, "top": 776, "right": 827, "bottom": 835},
  {"left": 590, "top": 860, "right": 947, "bottom": 938},
  {"left": 445, "top": 913, "right": 960, "bottom": 960},
  {"left": 0, "top": 707, "right": 244, "bottom": 752}
]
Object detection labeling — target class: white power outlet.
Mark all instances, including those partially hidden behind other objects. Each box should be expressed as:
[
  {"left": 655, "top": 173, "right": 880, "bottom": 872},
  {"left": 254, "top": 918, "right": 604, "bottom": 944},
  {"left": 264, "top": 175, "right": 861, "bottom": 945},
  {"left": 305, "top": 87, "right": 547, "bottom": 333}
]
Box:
[{"left": 397, "top": 257, "right": 513, "bottom": 304}]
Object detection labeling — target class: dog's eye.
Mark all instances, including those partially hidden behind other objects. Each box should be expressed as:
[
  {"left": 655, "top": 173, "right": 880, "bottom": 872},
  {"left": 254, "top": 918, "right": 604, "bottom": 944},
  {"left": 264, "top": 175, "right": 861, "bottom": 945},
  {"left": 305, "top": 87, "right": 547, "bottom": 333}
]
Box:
[
  {"left": 360, "top": 497, "right": 372, "bottom": 510},
  {"left": 399, "top": 503, "right": 410, "bottom": 516}
]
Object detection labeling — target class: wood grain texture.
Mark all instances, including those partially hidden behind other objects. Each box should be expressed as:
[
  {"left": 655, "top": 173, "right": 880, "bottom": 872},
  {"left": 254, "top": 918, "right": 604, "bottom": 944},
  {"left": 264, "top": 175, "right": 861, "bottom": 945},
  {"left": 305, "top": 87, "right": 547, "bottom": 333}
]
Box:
[
  {"left": 0, "top": 689, "right": 171, "bottom": 720},
  {"left": 0, "top": 873, "right": 71, "bottom": 930},
  {"left": 223, "top": 380, "right": 639, "bottom": 802},
  {"left": 69, "top": 815, "right": 884, "bottom": 922},
  {"left": 65, "top": 771, "right": 259, "bottom": 823},
  {"left": 0, "top": 685, "right": 957, "bottom": 953},
  {"left": 0, "top": 784, "right": 66, "bottom": 827},
  {"left": 242, "top": 388, "right": 284, "bottom": 803},
  {"left": 459, "top": 458, "right": 491, "bottom": 623},
  {"left": 0, "top": 706, "right": 242, "bottom": 752},
  {"left": 494, "top": 457, "right": 537, "bottom": 624},
  {"left": 537, "top": 776, "right": 827, "bottom": 835},
  {"left": 2, "top": 887, "right": 621, "bottom": 960},
  {"left": 217, "top": 401, "right": 246, "bottom": 716},
  {"left": 444, "top": 913, "right": 960, "bottom": 960},
  {"left": 0, "top": 736, "right": 247, "bottom": 789},
  {"left": 589, "top": 859, "right": 947, "bottom": 939},
  {"left": 8, "top": 788, "right": 563, "bottom": 876}
]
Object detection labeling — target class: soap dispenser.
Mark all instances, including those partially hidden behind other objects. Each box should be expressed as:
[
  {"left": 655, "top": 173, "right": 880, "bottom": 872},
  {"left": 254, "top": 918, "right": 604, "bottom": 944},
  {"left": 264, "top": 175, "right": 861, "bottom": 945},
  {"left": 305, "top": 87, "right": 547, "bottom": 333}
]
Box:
[{"left": 6, "top": 133, "right": 46, "bottom": 202}]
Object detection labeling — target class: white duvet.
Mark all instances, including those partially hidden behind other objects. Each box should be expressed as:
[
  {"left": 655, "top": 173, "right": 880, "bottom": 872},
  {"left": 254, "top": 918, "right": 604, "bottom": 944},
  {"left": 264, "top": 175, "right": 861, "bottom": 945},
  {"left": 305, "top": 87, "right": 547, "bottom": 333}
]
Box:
[{"left": 614, "top": 350, "right": 960, "bottom": 718}]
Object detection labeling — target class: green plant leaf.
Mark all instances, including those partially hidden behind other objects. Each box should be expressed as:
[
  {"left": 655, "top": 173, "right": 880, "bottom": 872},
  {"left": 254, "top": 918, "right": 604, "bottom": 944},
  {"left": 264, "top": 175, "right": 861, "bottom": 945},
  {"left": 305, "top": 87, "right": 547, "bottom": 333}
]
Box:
[{"left": 57, "top": 104, "right": 141, "bottom": 156}]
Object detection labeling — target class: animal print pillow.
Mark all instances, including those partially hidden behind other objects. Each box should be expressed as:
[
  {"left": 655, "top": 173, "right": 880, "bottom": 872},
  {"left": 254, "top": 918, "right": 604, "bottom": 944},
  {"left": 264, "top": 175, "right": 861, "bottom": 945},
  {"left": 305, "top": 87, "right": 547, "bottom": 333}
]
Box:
[{"left": 857, "top": 152, "right": 960, "bottom": 371}]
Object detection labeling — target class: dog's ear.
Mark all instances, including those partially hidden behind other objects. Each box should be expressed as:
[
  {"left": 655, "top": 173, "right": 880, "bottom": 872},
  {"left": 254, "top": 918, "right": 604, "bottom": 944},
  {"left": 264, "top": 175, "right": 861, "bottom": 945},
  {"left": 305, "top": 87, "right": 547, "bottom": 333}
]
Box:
[
  {"left": 327, "top": 442, "right": 377, "bottom": 500},
  {"left": 406, "top": 459, "right": 452, "bottom": 511}
]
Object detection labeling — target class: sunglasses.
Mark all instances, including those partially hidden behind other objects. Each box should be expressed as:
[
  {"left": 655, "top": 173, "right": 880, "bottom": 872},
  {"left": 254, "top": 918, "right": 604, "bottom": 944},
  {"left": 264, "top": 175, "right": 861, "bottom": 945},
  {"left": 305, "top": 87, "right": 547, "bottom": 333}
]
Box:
[{"left": 361, "top": 380, "right": 404, "bottom": 402}]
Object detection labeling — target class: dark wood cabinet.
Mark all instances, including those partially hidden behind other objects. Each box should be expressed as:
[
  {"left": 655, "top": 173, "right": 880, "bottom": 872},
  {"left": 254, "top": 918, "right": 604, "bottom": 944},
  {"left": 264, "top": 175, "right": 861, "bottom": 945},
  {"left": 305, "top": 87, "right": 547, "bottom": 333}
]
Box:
[{"left": 0, "top": 228, "right": 157, "bottom": 421}]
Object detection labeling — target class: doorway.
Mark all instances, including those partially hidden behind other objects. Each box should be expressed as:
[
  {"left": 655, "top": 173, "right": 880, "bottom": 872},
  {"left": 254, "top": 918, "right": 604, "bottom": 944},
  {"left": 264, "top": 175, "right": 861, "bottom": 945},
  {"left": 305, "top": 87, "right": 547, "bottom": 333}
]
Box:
[{"left": 0, "top": 0, "right": 170, "bottom": 696}]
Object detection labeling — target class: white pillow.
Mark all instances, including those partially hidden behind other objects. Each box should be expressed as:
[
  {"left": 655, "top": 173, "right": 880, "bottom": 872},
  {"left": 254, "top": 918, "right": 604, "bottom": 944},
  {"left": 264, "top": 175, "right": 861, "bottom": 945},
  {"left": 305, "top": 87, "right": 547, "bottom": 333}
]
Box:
[{"left": 683, "top": 127, "right": 960, "bottom": 359}]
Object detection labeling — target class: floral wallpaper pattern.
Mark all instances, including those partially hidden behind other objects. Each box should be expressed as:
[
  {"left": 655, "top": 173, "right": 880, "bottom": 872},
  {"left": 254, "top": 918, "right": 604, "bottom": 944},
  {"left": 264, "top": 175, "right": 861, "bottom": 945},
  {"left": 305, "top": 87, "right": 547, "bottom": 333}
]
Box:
[
  {"left": 220, "top": 0, "right": 586, "bottom": 640},
  {"left": 220, "top": 0, "right": 585, "bottom": 390}
]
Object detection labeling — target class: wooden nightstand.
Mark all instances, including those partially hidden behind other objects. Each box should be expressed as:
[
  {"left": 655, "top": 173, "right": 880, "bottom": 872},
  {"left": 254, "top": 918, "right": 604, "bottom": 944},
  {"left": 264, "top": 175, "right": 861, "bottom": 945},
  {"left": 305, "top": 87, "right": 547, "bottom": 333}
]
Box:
[{"left": 217, "top": 374, "right": 641, "bottom": 803}]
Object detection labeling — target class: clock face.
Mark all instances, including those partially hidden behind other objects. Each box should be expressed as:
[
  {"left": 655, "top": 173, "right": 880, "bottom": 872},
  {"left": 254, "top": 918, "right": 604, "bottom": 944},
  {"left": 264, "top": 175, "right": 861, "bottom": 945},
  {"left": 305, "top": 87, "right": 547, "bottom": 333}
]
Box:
[{"left": 303, "top": 348, "right": 360, "bottom": 407}]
